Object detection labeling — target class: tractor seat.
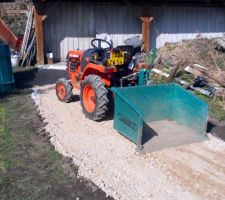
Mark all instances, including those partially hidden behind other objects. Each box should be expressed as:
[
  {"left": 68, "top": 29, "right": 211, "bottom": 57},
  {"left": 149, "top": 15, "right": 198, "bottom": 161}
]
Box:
[
  {"left": 114, "top": 45, "right": 134, "bottom": 65},
  {"left": 81, "top": 48, "right": 108, "bottom": 71}
]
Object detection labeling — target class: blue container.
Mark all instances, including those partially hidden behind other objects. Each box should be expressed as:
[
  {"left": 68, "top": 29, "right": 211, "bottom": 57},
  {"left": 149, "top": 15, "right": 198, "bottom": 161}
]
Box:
[
  {"left": 112, "top": 84, "right": 208, "bottom": 153},
  {"left": 0, "top": 43, "right": 14, "bottom": 93}
]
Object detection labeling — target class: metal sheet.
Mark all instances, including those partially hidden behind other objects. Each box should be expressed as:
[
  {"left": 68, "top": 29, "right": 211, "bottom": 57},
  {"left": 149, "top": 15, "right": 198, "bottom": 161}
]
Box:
[
  {"left": 112, "top": 84, "right": 208, "bottom": 152},
  {"left": 0, "top": 43, "right": 14, "bottom": 93}
]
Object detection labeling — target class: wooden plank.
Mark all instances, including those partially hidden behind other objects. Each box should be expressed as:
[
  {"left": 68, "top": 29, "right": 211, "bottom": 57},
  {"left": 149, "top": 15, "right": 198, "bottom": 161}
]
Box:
[{"left": 34, "top": 6, "right": 44, "bottom": 65}]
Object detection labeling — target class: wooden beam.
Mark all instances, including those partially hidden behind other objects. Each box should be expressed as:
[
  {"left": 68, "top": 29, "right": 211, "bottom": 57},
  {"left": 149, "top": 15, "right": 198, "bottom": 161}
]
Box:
[
  {"left": 34, "top": 6, "right": 44, "bottom": 65},
  {"left": 140, "top": 16, "right": 154, "bottom": 52}
]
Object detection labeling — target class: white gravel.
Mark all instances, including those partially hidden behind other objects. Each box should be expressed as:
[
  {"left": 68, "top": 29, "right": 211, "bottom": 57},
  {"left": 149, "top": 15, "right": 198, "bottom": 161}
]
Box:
[{"left": 34, "top": 68, "right": 225, "bottom": 200}]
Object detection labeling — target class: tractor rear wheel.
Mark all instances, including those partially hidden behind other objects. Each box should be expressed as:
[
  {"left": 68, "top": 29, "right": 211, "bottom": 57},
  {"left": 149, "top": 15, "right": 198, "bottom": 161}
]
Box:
[
  {"left": 56, "top": 78, "right": 73, "bottom": 103},
  {"left": 80, "top": 75, "right": 109, "bottom": 121}
]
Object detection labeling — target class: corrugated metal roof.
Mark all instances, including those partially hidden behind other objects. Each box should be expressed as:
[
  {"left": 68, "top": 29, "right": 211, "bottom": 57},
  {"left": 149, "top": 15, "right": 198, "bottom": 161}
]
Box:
[{"left": 34, "top": 0, "right": 225, "bottom": 6}]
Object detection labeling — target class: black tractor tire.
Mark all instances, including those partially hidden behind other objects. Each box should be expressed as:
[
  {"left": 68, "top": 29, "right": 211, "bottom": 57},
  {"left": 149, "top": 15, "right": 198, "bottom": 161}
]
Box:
[
  {"left": 56, "top": 78, "right": 73, "bottom": 103},
  {"left": 80, "top": 75, "right": 109, "bottom": 121}
]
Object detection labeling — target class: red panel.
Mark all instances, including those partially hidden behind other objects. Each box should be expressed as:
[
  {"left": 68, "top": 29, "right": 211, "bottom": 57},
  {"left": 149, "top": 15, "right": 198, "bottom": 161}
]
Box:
[{"left": 0, "top": 18, "right": 18, "bottom": 48}]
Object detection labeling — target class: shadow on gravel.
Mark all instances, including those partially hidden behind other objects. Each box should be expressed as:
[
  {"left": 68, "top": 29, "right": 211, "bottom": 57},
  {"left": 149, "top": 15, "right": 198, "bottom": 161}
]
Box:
[
  {"left": 71, "top": 95, "right": 80, "bottom": 102},
  {"left": 0, "top": 67, "right": 113, "bottom": 200},
  {"left": 33, "top": 68, "right": 67, "bottom": 86},
  {"left": 13, "top": 67, "right": 38, "bottom": 89},
  {"left": 0, "top": 67, "right": 37, "bottom": 99},
  {"left": 207, "top": 121, "right": 225, "bottom": 141}
]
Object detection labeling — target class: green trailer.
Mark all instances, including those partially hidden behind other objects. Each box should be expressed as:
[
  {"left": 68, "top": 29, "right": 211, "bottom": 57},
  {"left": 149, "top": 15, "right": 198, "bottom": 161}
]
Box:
[
  {"left": 0, "top": 43, "right": 14, "bottom": 94},
  {"left": 112, "top": 83, "right": 208, "bottom": 153}
]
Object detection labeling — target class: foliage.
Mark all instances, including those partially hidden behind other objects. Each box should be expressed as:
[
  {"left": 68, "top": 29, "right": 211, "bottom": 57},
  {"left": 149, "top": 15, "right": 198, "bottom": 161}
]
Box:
[
  {"left": 196, "top": 93, "right": 225, "bottom": 121},
  {"left": 176, "top": 71, "right": 195, "bottom": 84},
  {"left": 1, "top": 14, "right": 27, "bottom": 36},
  {"left": 150, "top": 73, "right": 167, "bottom": 84},
  {"left": 0, "top": 1, "right": 31, "bottom": 36}
]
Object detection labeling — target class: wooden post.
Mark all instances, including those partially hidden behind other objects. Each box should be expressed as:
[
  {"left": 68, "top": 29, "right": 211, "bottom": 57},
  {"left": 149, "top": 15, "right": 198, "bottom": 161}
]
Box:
[
  {"left": 140, "top": 17, "right": 154, "bottom": 52},
  {"left": 34, "top": 6, "right": 44, "bottom": 65}
]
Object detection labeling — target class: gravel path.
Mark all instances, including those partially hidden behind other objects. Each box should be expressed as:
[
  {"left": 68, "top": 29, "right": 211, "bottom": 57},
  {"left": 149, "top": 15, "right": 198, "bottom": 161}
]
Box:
[{"left": 34, "top": 68, "right": 225, "bottom": 200}]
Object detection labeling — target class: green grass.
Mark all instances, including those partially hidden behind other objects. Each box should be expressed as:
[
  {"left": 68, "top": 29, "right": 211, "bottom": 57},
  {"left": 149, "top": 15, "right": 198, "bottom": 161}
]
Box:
[
  {"left": 0, "top": 91, "right": 72, "bottom": 199},
  {"left": 195, "top": 93, "right": 225, "bottom": 121},
  {"left": 176, "top": 71, "right": 195, "bottom": 84},
  {"left": 0, "top": 67, "right": 110, "bottom": 200},
  {"left": 0, "top": 105, "right": 13, "bottom": 171}
]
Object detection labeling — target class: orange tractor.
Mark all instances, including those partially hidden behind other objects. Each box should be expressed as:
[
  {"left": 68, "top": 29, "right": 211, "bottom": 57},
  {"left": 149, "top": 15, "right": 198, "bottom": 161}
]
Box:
[
  {"left": 55, "top": 38, "right": 208, "bottom": 152},
  {"left": 56, "top": 38, "right": 150, "bottom": 121}
]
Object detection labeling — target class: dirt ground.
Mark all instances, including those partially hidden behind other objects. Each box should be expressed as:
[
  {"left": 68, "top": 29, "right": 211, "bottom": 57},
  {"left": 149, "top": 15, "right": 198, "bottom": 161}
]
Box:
[
  {"left": 0, "top": 67, "right": 112, "bottom": 200},
  {"left": 33, "top": 67, "right": 225, "bottom": 200}
]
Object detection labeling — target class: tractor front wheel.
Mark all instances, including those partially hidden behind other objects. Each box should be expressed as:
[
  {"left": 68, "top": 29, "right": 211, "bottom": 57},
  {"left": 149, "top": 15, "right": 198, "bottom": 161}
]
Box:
[
  {"left": 56, "top": 78, "right": 73, "bottom": 103},
  {"left": 80, "top": 75, "right": 109, "bottom": 121}
]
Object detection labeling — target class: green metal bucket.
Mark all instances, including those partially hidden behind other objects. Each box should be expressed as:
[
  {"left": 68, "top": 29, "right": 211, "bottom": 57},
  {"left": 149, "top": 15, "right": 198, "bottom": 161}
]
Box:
[
  {"left": 112, "top": 84, "right": 208, "bottom": 153},
  {"left": 0, "top": 43, "right": 14, "bottom": 94}
]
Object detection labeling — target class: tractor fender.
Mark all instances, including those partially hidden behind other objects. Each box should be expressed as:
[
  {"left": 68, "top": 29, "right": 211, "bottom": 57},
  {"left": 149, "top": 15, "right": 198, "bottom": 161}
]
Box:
[{"left": 81, "top": 63, "right": 112, "bottom": 87}]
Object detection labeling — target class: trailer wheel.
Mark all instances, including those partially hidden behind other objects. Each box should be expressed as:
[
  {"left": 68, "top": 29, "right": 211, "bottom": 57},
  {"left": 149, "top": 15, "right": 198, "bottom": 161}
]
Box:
[
  {"left": 81, "top": 75, "right": 109, "bottom": 121},
  {"left": 56, "top": 78, "right": 73, "bottom": 103}
]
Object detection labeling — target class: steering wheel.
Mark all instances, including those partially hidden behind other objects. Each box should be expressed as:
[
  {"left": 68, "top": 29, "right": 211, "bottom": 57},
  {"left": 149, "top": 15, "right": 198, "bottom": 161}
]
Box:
[{"left": 91, "top": 38, "right": 112, "bottom": 51}]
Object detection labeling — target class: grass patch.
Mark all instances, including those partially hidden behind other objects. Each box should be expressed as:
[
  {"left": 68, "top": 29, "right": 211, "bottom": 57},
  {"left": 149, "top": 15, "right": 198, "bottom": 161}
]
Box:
[
  {"left": 0, "top": 67, "right": 110, "bottom": 200},
  {"left": 195, "top": 93, "right": 225, "bottom": 121},
  {"left": 0, "top": 105, "right": 13, "bottom": 171},
  {"left": 0, "top": 96, "right": 77, "bottom": 199},
  {"left": 176, "top": 71, "right": 195, "bottom": 84},
  {"left": 150, "top": 74, "right": 168, "bottom": 84}
]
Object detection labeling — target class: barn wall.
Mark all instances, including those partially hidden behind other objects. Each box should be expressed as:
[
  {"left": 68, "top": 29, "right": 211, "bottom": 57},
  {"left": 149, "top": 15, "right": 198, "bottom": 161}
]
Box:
[
  {"left": 43, "top": 2, "right": 225, "bottom": 61},
  {"left": 150, "top": 6, "right": 225, "bottom": 48},
  {"left": 43, "top": 2, "right": 142, "bottom": 61}
]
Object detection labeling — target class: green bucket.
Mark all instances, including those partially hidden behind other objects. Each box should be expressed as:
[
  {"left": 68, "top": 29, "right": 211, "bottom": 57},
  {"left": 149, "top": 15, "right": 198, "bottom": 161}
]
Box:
[
  {"left": 0, "top": 43, "right": 14, "bottom": 94},
  {"left": 112, "top": 84, "right": 208, "bottom": 152}
]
